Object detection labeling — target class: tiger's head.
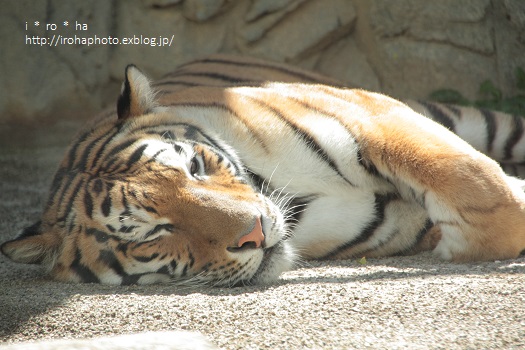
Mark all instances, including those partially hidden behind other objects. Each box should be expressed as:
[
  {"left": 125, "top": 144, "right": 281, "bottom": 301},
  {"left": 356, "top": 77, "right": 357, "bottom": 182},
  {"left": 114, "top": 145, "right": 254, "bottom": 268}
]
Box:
[{"left": 1, "top": 65, "right": 294, "bottom": 286}]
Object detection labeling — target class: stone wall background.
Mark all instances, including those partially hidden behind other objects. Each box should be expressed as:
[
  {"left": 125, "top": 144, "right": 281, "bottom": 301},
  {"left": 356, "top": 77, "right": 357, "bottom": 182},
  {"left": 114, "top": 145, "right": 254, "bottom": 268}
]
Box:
[{"left": 1, "top": 0, "right": 524, "bottom": 130}]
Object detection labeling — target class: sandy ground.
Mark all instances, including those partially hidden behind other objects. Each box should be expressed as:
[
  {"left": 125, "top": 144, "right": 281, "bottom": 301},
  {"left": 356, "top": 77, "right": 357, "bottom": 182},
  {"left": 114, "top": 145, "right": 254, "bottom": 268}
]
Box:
[{"left": 1, "top": 127, "right": 525, "bottom": 349}]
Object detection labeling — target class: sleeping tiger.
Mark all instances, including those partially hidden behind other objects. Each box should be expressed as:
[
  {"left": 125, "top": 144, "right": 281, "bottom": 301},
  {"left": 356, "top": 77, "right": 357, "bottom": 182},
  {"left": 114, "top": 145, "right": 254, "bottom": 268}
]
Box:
[{"left": 3, "top": 54, "right": 525, "bottom": 286}]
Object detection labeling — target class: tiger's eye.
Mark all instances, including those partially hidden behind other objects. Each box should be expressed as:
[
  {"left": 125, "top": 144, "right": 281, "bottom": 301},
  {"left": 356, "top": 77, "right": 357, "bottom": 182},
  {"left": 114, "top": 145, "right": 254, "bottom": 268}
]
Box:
[{"left": 190, "top": 157, "right": 199, "bottom": 176}]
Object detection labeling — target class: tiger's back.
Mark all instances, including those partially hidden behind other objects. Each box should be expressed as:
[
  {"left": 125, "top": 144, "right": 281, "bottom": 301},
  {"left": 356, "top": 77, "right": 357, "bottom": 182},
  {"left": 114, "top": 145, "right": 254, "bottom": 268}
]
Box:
[
  {"left": 2, "top": 54, "right": 525, "bottom": 286},
  {"left": 160, "top": 55, "right": 525, "bottom": 175}
]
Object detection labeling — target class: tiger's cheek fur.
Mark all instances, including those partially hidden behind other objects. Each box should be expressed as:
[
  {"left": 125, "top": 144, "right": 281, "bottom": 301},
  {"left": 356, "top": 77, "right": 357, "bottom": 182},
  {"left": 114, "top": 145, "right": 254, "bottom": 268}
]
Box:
[
  {"left": 46, "top": 168, "right": 272, "bottom": 284},
  {"left": 145, "top": 171, "right": 263, "bottom": 244},
  {"left": 113, "top": 171, "right": 276, "bottom": 283}
]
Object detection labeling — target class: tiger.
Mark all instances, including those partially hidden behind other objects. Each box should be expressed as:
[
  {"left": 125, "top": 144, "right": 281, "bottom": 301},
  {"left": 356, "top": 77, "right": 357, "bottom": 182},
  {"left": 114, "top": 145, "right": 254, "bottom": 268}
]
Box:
[{"left": 2, "top": 54, "right": 525, "bottom": 287}]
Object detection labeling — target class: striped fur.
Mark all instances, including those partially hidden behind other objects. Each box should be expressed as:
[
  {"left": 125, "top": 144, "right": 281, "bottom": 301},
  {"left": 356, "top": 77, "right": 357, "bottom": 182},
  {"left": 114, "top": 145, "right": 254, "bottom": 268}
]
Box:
[{"left": 2, "top": 54, "right": 525, "bottom": 286}]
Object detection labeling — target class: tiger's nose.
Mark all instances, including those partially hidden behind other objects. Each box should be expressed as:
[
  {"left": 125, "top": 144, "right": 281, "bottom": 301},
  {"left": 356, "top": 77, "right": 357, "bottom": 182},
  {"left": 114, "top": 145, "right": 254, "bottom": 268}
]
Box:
[
  {"left": 228, "top": 217, "right": 265, "bottom": 252},
  {"left": 238, "top": 217, "right": 264, "bottom": 248}
]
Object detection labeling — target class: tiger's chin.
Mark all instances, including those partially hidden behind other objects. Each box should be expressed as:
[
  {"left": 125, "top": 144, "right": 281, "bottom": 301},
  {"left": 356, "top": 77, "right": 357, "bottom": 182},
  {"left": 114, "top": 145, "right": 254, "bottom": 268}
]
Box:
[{"left": 243, "top": 240, "right": 296, "bottom": 287}]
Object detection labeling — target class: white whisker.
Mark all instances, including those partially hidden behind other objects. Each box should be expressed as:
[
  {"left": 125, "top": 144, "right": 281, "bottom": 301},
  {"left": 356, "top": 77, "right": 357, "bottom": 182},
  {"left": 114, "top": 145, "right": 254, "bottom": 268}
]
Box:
[{"left": 262, "top": 163, "right": 281, "bottom": 195}]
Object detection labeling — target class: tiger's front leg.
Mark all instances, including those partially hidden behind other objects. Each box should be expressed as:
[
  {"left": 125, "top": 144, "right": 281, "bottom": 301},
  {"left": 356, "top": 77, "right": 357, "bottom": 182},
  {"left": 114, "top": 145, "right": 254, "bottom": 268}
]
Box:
[{"left": 360, "top": 102, "right": 525, "bottom": 262}]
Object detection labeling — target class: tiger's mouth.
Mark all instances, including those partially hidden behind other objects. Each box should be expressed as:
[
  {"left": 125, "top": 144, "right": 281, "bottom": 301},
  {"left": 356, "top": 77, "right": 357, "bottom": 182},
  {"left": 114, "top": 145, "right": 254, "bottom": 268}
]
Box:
[
  {"left": 240, "top": 239, "right": 294, "bottom": 287},
  {"left": 166, "top": 228, "right": 293, "bottom": 288}
]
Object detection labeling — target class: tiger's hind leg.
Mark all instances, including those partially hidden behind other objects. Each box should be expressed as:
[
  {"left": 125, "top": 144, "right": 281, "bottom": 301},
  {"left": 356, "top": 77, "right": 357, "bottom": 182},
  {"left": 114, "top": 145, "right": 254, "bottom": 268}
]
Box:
[
  {"left": 425, "top": 174, "right": 525, "bottom": 262},
  {"left": 360, "top": 105, "right": 525, "bottom": 262}
]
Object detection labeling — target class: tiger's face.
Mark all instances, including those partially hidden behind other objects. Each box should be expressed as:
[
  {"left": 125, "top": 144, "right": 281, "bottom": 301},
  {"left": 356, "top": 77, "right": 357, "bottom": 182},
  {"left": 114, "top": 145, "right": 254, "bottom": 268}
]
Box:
[{"left": 0, "top": 65, "right": 294, "bottom": 286}]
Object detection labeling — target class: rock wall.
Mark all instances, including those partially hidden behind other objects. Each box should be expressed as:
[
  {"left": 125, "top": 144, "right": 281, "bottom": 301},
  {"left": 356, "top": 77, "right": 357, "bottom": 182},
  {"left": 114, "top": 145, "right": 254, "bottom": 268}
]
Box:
[{"left": 1, "top": 0, "right": 524, "bottom": 127}]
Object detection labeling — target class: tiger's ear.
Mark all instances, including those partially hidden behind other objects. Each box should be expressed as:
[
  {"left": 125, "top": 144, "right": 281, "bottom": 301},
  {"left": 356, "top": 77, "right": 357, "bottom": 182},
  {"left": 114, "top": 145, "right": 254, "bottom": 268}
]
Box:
[
  {"left": 1, "top": 221, "right": 60, "bottom": 265},
  {"left": 117, "top": 64, "right": 157, "bottom": 120}
]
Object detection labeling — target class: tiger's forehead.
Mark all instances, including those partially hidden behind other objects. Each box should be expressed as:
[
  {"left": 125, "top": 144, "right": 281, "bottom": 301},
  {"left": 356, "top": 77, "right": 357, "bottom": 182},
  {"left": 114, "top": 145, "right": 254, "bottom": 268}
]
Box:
[
  {"left": 121, "top": 117, "right": 243, "bottom": 171},
  {"left": 139, "top": 138, "right": 193, "bottom": 169},
  {"left": 116, "top": 122, "right": 210, "bottom": 170},
  {"left": 126, "top": 121, "right": 208, "bottom": 143}
]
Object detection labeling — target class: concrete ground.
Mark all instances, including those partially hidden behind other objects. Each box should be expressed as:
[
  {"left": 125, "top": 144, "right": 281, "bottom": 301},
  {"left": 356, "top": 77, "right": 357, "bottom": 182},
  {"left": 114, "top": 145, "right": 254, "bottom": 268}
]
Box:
[{"left": 1, "top": 125, "right": 524, "bottom": 349}]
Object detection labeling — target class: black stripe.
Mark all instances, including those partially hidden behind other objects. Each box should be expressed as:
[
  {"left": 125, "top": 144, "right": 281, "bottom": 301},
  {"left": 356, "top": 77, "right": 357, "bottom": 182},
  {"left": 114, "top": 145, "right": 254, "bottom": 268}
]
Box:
[
  {"left": 85, "top": 227, "right": 110, "bottom": 243},
  {"left": 153, "top": 80, "right": 201, "bottom": 88},
  {"left": 133, "top": 253, "right": 159, "bottom": 263},
  {"left": 503, "top": 115, "right": 524, "bottom": 160},
  {"left": 99, "top": 249, "right": 126, "bottom": 276},
  {"left": 101, "top": 193, "right": 112, "bottom": 217},
  {"left": 320, "top": 192, "right": 399, "bottom": 259},
  {"left": 126, "top": 143, "right": 148, "bottom": 168},
  {"left": 480, "top": 109, "right": 497, "bottom": 154},
  {"left": 76, "top": 128, "right": 117, "bottom": 171},
  {"left": 51, "top": 171, "right": 78, "bottom": 218},
  {"left": 183, "top": 126, "right": 245, "bottom": 176},
  {"left": 71, "top": 248, "right": 100, "bottom": 283},
  {"left": 162, "top": 130, "right": 177, "bottom": 140},
  {"left": 444, "top": 104, "right": 461, "bottom": 118},
  {"left": 164, "top": 105, "right": 268, "bottom": 152},
  {"left": 283, "top": 96, "right": 375, "bottom": 180},
  {"left": 93, "top": 179, "right": 104, "bottom": 194},
  {"left": 131, "top": 117, "right": 251, "bottom": 164},
  {"left": 173, "top": 57, "right": 344, "bottom": 86},
  {"left": 170, "top": 259, "right": 178, "bottom": 271},
  {"left": 119, "top": 225, "right": 138, "bottom": 233},
  {"left": 418, "top": 101, "right": 455, "bottom": 132},
  {"left": 188, "top": 251, "right": 195, "bottom": 268},
  {"left": 394, "top": 218, "right": 434, "bottom": 256},
  {"left": 135, "top": 239, "right": 159, "bottom": 249},
  {"left": 181, "top": 263, "right": 189, "bottom": 277},
  {"left": 245, "top": 169, "right": 268, "bottom": 193},
  {"left": 166, "top": 71, "right": 254, "bottom": 85},
  {"left": 58, "top": 131, "right": 119, "bottom": 214},
  {"left": 84, "top": 191, "right": 94, "bottom": 219},
  {"left": 157, "top": 265, "right": 170, "bottom": 275},
  {"left": 200, "top": 262, "right": 212, "bottom": 273},
  {"left": 116, "top": 241, "right": 130, "bottom": 255},
  {"left": 195, "top": 140, "right": 243, "bottom": 177},
  {"left": 66, "top": 130, "right": 91, "bottom": 170},
  {"left": 248, "top": 96, "right": 356, "bottom": 187},
  {"left": 143, "top": 205, "right": 158, "bottom": 214},
  {"left": 215, "top": 150, "right": 224, "bottom": 164},
  {"left": 57, "top": 178, "right": 85, "bottom": 223},
  {"left": 412, "top": 218, "right": 434, "bottom": 247},
  {"left": 18, "top": 221, "right": 42, "bottom": 239},
  {"left": 90, "top": 125, "right": 125, "bottom": 172},
  {"left": 183, "top": 125, "right": 200, "bottom": 140},
  {"left": 144, "top": 224, "right": 175, "bottom": 239},
  {"left": 49, "top": 167, "right": 68, "bottom": 199},
  {"left": 155, "top": 80, "right": 265, "bottom": 89},
  {"left": 357, "top": 149, "right": 379, "bottom": 176},
  {"left": 121, "top": 186, "right": 131, "bottom": 216},
  {"left": 122, "top": 274, "right": 143, "bottom": 285},
  {"left": 172, "top": 143, "right": 184, "bottom": 155},
  {"left": 107, "top": 138, "right": 139, "bottom": 158},
  {"left": 104, "top": 138, "right": 139, "bottom": 170}
]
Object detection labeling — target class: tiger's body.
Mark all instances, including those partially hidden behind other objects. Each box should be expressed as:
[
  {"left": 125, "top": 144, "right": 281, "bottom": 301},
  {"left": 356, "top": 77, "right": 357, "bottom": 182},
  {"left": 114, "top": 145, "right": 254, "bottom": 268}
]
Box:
[{"left": 3, "top": 54, "right": 525, "bottom": 286}]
